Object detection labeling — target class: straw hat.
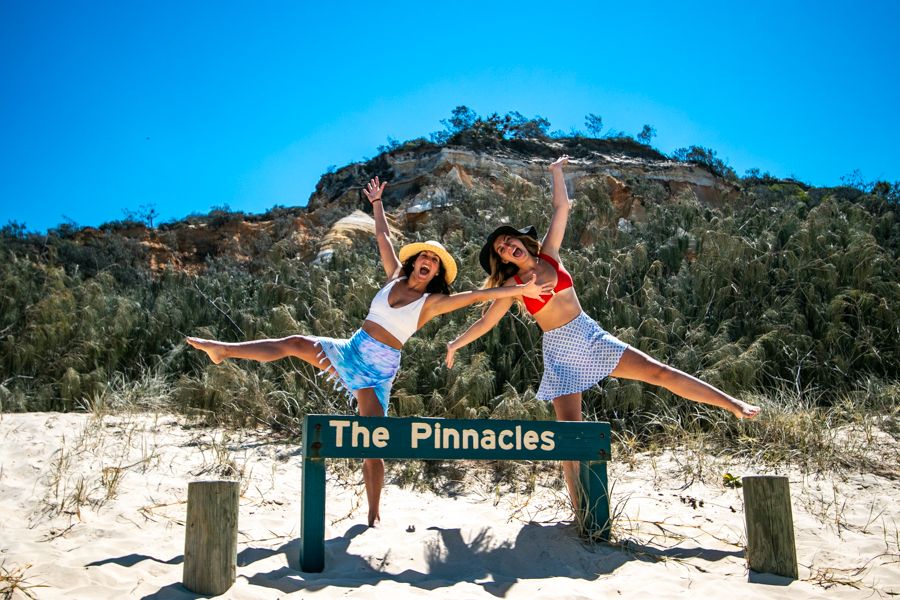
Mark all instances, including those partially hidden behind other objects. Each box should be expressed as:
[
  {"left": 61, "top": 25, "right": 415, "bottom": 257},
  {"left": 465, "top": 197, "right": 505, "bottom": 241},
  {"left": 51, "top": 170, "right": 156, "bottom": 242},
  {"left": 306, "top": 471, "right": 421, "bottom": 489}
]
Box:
[{"left": 398, "top": 240, "right": 458, "bottom": 284}]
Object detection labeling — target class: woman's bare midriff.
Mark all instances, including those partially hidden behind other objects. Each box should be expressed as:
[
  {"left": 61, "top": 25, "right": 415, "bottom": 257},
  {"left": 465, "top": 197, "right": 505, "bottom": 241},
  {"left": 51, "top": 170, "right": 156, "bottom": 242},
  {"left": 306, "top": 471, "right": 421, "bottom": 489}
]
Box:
[
  {"left": 362, "top": 320, "right": 404, "bottom": 349},
  {"left": 532, "top": 288, "right": 583, "bottom": 332}
]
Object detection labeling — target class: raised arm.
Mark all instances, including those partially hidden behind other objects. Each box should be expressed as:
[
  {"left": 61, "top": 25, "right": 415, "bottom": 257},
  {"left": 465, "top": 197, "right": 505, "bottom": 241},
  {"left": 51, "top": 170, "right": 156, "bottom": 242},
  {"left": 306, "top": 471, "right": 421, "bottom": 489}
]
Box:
[
  {"left": 364, "top": 177, "right": 402, "bottom": 278},
  {"left": 540, "top": 156, "right": 572, "bottom": 260},
  {"left": 422, "top": 273, "right": 553, "bottom": 322}
]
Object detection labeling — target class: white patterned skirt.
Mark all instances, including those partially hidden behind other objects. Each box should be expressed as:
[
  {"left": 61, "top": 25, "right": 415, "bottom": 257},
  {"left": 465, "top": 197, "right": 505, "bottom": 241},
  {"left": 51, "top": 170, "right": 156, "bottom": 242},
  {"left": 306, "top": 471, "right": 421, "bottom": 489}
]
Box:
[{"left": 536, "top": 312, "right": 629, "bottom": 401}]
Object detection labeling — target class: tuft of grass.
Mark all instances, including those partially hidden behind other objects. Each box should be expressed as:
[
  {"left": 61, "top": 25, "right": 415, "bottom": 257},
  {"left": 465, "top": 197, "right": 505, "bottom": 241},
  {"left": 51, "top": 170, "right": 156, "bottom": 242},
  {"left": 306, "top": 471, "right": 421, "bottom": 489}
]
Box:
[
  {"left": 33, "top": 409, "right": 164, "bottom": 525},
  {"left": 187, "top": 430, "right": 247, "bottom": 482},
  {"left": 100, "top": 466, "right": 125, "bottom": 501},
  {"left": 0, "top": 562, "right": 49, "bottom": 599},
  {"left": 597, "top": 383, "right": 898, "bottom": 479},
  {"left": 805, "top": 565, "right": 867, "bottom": 591},
  {"left": 77, "top": 367, "right": 172, "bottom": 418}
]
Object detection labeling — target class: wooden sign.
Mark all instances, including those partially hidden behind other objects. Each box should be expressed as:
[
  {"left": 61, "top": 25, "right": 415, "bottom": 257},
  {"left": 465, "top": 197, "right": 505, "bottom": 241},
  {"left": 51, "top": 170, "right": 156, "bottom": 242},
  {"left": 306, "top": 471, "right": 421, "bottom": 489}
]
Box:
[{"left": 299, "top": 415, "right": 612, "bottom": 572}]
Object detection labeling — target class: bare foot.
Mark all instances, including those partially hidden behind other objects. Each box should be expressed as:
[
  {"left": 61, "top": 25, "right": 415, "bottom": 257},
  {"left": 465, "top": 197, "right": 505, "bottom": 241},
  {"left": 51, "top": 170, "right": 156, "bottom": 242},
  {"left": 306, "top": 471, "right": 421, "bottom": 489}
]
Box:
[
  {"left": 733, "top": 400, "right": 761, "bottom": 419},
  {"left": 186, "top": 337, "right": 227, "bottom": 364},
  {"left": 368, "top": 510, "right": 381, "bottom": 528}
]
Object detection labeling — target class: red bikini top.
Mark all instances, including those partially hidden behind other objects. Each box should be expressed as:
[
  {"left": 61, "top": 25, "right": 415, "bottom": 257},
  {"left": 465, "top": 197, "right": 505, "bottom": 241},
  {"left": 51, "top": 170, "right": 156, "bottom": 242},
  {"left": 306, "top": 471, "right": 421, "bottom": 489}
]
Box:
[{"left": 513, "top": 253, "right": 574, "bottom": 315}]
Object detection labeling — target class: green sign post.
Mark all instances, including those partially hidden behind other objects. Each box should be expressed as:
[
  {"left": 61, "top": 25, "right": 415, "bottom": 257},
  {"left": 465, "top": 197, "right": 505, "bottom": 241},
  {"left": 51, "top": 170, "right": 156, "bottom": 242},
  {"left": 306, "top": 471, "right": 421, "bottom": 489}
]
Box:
[{"left": 299, "top": 414, "right": 611, "bottom": 572}]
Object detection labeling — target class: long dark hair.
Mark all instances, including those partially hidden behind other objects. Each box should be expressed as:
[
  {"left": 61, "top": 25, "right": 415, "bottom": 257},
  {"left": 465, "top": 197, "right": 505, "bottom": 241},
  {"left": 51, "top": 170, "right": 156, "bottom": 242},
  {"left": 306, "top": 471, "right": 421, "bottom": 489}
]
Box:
[
  {"left": 484, "top": 234, "right": 542, "bottom": 289},
  {"left": 402, "top": 252, "right": 451, "bottom": 295},
  {"left": 484, "top": 234, "right": 542, "bottom": 314}
]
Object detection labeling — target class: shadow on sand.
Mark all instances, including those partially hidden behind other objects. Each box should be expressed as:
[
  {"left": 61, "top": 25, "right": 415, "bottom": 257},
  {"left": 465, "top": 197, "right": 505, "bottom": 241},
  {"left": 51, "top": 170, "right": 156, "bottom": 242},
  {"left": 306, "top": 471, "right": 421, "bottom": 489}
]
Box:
[
  {"left": 242, "top": 522, "right": 743, "bottom": 598},
  {"left": 89, "top": 522, "right": 743, "bottom": 598}
]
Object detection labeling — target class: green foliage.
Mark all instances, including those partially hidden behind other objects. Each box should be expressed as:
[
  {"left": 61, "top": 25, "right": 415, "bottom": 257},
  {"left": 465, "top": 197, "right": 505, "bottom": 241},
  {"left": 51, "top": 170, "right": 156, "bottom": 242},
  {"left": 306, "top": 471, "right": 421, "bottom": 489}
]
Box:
[
  {"left": 672, "top": 145, "right": 738, "bottom": 180},
  {"left": 636, "top": 125, "right": 657, "bottom": 145},
  {"left": 121, "top": 203, "right": 160, "bottom": 228},
  {"left": 584, "top": 113, "right": 604, "bottom": 137},
  {"left": 430, "top": 105, "right": 551, "bottom": 146},
  {"left": 0, "top": 164, "right": 897, "bottom": 435}
]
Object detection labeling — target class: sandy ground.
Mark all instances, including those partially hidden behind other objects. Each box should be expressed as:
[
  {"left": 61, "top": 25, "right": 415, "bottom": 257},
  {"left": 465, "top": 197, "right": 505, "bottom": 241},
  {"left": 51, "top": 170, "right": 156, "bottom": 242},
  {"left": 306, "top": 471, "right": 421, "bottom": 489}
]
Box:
[{"left": 1, "top": 412, "right": 898, "bottom": 599}]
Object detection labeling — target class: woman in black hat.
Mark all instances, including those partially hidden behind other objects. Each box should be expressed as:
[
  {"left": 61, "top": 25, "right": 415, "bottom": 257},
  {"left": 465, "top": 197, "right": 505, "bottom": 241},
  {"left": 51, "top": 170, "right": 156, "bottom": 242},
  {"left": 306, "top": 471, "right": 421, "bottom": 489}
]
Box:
[
  {"left": 188, "top": 177, "right": 552, "bottom": 526},
  {"left": 445, "top": 157, "right": 760, "bottom": 509}
]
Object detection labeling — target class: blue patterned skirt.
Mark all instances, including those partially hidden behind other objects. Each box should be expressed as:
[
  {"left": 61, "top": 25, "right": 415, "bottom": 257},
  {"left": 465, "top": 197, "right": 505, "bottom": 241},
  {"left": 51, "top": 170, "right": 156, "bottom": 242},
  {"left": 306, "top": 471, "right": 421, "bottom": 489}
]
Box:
[
  {"left": 312, "top": 329, "right": 401, "bottom": 415},
  {"left": 536, "top": 312, "right": 629, "bottom": 401}
]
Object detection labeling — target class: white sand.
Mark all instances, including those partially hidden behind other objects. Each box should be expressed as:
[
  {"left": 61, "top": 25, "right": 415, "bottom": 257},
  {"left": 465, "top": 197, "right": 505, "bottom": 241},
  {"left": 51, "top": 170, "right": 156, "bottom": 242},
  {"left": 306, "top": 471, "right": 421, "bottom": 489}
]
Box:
[{"left": 1, "top": 412, "right": 897, "bottom": 599}]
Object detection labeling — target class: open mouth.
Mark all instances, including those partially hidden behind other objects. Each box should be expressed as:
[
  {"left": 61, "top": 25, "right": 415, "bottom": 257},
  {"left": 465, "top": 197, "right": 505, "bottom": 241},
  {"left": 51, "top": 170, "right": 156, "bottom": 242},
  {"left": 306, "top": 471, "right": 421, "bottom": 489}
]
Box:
[
  {"left": 512, "top": 247, "right": 523, "bottom": 258},
  {"left": 419, "top": 266, "right": 431, "bottom": 277}
]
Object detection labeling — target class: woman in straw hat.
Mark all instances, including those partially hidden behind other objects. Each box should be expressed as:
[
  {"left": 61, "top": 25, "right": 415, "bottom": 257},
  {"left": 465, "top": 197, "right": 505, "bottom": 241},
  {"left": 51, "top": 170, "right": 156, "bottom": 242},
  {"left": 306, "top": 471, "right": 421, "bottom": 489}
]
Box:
[
  {"left": 188, "top": 177, "right": 551, "bottom": 525},
  {"left": 445, "top": 156, "right": 760, "bottom": 511}
]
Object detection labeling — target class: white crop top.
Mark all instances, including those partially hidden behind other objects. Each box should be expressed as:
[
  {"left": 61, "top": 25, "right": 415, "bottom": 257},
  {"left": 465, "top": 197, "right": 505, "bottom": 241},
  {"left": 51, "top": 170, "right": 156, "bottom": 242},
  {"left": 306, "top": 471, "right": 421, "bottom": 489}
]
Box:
[{"left": 365, "top": 278, "right": 429, "bottom": 344}]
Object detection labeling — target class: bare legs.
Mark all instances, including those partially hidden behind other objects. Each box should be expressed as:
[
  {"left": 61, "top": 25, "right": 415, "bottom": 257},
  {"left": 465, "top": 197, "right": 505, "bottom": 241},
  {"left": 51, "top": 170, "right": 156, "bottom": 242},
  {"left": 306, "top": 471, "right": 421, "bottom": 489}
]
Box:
[
  {"left": 186, "top": 335, "right": 385, "bottom": 524},
  {"left": 610, "top": 347, "right": 761, "bottom": 419},
  {"left": 185, "top": 335, "right": 336, "bottom": 375},
  {"left": 551, "top": 346, "right": 760, "bottom": 515},
  {"left": 355, "top": 388, "right": 386, "bottom": 527},
  {"left": 552, "top": 393, "right": 583, "bottom": 514}
]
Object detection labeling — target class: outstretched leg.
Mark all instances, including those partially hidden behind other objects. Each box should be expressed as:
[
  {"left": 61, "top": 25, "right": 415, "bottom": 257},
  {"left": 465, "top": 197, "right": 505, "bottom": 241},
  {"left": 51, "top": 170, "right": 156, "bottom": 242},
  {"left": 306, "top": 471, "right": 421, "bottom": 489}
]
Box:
[
  {"left": 552, "top": 393, "right": 583, "bottom": 515},
  {"left": 355, "top": 388, "right": 385, "bottom": 527},
  {"left": 610, "top": 347, "right": 760, "bottom": 418},
  {"left": 186, "top": 335, "right": 336, "bottom": 375},
  {"left": 188, "top": 335, "right": 382, "bottom": 522}
]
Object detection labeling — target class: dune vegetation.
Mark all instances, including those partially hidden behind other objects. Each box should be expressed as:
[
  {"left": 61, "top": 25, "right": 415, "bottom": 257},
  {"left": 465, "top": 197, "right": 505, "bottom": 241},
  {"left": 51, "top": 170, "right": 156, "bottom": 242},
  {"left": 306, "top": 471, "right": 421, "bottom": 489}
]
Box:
[{"left": 1, "top": 114, "right": 898, "bottom": 473}]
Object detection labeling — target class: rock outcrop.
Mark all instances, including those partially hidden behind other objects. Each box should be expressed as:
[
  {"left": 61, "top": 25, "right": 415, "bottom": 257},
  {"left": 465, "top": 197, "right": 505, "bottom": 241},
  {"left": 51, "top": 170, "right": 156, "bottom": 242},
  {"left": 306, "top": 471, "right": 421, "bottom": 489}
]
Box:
[
  {"left": 306, "top": 142, "right": 739, "bottom": 236},
  {"left": 67, "top": 137, "right": 743, "bottom": 273},
  {"left": 314, "top": 210, "right": 403, "bottom": 263}
]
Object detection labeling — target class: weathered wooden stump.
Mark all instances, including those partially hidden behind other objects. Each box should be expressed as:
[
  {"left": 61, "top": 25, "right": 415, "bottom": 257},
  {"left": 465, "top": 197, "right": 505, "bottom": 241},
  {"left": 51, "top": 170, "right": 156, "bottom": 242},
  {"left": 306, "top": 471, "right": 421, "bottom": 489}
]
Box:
[
  {"left": 743, "top": 475, "right": 798, "bottom": 579},
  {"left": 183, "top": 480, "right": 239, "bottom": 595}
]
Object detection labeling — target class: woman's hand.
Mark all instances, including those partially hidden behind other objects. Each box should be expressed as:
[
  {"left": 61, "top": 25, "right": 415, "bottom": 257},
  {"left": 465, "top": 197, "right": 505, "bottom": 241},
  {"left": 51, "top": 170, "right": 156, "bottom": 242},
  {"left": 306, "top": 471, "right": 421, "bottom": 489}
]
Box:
[
  {"left": 445, "top": 341, "right": 459, "bottom": 369},
  {"left": 518, "top": 273, "right": 555, "bottom": 299},
  {"left": 364, "top": 176, "right": 387, "bottom": 204},
  {"left": 548, "top": 155, "right": 569, "bottom": 172}
]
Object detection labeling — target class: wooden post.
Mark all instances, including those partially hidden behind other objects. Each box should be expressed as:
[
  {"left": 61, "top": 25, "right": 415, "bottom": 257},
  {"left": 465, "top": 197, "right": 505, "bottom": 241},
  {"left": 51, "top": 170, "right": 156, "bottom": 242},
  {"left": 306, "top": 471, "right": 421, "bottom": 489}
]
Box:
[
  {"left": 299, "top": 455, "right": 327, "bottom": 572},
  {"left": 299, "top": 417, "right": 327, "bottom": 572},
  {"left": 743, "top": 475, "right": 798, "bottom": 579},
  {"left": 183, "top": 480, "right": 239, "bottom": 595},
  {"left": 579, "top": 459, "right": 611, "bottom": 541}
]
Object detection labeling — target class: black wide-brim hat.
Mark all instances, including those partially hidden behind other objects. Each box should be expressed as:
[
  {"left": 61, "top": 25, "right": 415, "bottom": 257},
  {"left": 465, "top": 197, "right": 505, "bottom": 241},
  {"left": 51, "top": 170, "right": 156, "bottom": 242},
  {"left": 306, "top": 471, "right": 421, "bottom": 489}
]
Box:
[{"left": 479, "top": 225, "right": 538, "bottom": 273}]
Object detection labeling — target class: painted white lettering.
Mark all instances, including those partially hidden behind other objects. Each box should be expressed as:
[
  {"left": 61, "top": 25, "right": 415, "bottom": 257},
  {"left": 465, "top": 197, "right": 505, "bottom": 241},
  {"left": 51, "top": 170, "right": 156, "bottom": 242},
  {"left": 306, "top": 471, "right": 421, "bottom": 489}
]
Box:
[
  {"left": 540, "top": 430, "right": 556, "bottom": 451},
  {"left": 481, "top": 429, "right": 496, "bottom": 450},
  {"left": 329, "top": 419, "right": 351, "bottom": 448},
  {"left": 372, "top": 426, "right": 389, "bottom": 448},
  {"left": 433, "top": 422, "right": 442, "bottom": 449},
  {"left": 443, "top": 426, "right": 461, "bottom": 449},
  {"left": 351, "top": 421, "right": 371, "bottom": 448},
  {"left": 515, "top": 425, "right": 522, "bottom": 449},
  {"left": 462, "top": 429, "right": 479, "bottom": 450},
  {"left": 411, "top": 422, "right": 431, "bottom": 449},
  {"left": 498, "top": 430, "right": 513, "bottom": 450},
  {"left": 523, "top": 430, "right": 539, "bottom": 450}
]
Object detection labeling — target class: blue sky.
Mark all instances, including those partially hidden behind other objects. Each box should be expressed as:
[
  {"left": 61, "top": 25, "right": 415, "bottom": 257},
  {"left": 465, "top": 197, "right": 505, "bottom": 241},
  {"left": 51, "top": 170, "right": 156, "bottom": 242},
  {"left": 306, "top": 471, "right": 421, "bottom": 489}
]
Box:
[{"left": 2, "top": 1, "right": 898, "bottom": 232}]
